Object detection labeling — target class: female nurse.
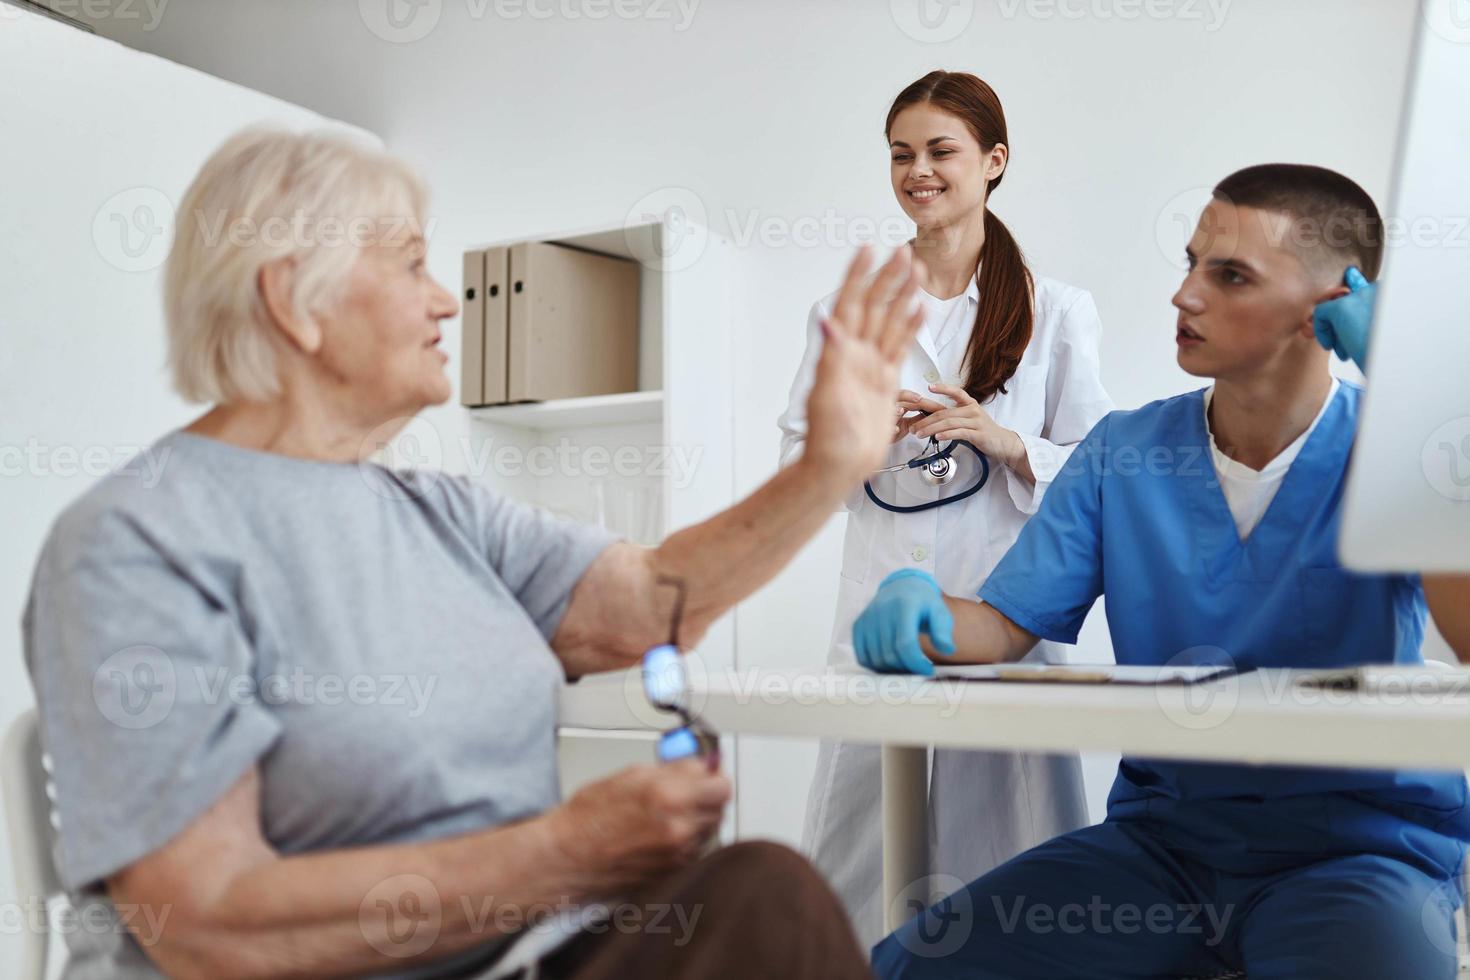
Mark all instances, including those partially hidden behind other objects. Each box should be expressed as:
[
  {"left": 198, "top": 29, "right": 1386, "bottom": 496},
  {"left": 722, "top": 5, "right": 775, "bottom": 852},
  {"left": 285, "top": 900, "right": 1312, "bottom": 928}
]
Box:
[{"left": 776, "top": 70, "right": 1115, "bottom": 945}]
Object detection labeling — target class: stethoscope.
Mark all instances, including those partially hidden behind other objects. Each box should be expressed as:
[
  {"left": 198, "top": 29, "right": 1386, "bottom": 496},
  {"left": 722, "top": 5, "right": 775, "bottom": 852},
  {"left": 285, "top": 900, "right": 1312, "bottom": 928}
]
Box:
[{"left": 863, "top": 416, "right": 990, "bottom": 514}]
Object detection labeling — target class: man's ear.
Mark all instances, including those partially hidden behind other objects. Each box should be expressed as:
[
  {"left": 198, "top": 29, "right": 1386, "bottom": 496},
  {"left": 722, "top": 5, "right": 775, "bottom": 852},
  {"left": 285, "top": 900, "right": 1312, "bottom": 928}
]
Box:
[{"left": 258, "top": 258, "right": 322, "bottom": 354}]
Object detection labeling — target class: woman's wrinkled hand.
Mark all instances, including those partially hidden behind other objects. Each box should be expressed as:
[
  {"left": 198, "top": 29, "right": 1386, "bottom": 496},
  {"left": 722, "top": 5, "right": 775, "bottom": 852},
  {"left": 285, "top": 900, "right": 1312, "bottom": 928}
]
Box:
[{"left": 547, "top": 760, "right": 730, "bottom": 893}]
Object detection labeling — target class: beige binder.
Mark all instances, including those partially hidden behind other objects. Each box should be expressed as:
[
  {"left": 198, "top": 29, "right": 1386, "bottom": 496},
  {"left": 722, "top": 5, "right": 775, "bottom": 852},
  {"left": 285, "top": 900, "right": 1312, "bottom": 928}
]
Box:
[
  {"left": 459, "top": 247, "right": 510, "bottom": 407},
  {"left": 481, "top": 246, "right": 509, "bottom": 404},
  {"left": 506, "top": 242, "right": 639, "bottom": 402},
  {"left": 459, "top": 249, "right": 485, "bottom": 406}
]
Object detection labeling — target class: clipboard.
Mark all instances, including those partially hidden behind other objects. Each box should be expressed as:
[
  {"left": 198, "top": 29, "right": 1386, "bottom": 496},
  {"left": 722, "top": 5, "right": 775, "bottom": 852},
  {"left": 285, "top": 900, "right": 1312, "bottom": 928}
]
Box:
[{"left": 933, "top": 663, "right": 1241, "bottom": 686}]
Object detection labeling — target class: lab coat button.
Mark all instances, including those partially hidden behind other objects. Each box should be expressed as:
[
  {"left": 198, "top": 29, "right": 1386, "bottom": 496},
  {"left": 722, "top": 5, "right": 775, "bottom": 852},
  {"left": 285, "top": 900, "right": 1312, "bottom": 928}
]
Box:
[
  {"left": 912, "top": 547, "right": 927, "bottom": 561},
  {"left": 923, "top": 370, "right": 940, "bottom": 384}
]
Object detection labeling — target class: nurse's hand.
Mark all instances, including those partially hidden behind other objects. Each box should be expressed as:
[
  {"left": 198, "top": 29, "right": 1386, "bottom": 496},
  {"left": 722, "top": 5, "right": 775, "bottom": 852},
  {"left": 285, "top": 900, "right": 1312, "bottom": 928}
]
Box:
[
  {"left": 902, "top": 384, "right": 1026, "bottom": 469},
  {"left": 1312, "top": 266, "right": 1375, "bottom": 371},
  {"left": 892, "top": 402, "right": 925, "bottom": 442},
  {"left": 805, "top": 246, "right": 928, "bottom": 482},
  {"left": 853, "top": 569, "right": 956, "bottom": 675}
]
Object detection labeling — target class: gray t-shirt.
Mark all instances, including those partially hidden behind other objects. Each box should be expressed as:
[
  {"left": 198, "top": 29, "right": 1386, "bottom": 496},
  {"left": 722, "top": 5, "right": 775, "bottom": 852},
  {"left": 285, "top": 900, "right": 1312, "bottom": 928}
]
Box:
[{"left": 22, "top": 430, "right": 617, "bottom": 978}]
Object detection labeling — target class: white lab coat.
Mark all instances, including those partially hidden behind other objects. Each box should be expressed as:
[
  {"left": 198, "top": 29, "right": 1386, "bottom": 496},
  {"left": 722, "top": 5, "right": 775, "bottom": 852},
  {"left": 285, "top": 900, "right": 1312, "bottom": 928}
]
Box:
[{"left": 778, "top": 271, "right": 1114, "bottom": 948}]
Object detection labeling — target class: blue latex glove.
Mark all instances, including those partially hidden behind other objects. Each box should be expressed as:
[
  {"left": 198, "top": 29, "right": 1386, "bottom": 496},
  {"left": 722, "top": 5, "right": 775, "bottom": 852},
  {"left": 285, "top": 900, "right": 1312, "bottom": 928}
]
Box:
[
  {"left": 1312, "top": 266, "right": 1376, "bottom": 371},
  {"left": 852, "top": 569, "right": 955, "bottom": 676}
]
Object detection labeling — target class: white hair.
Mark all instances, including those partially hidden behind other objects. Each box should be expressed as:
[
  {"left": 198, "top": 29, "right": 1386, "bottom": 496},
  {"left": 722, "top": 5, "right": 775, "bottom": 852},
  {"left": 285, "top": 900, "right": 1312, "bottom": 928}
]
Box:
[{"left": 163, "top": 127, "right": 428, "bottom": 404}]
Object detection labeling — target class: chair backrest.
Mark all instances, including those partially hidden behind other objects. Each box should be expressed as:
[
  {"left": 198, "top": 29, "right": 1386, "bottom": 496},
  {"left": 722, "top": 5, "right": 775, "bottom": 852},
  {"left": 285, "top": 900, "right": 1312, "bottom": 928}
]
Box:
[{"left": 2, "top": 709, "right": 61, "bottom": 980}]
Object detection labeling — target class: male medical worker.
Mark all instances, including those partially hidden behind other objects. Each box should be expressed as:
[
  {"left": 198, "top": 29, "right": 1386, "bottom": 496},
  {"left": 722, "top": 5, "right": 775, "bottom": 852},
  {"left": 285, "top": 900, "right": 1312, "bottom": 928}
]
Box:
[{"left": 857, "top": 163, "right": 1470, "bottom": 979}]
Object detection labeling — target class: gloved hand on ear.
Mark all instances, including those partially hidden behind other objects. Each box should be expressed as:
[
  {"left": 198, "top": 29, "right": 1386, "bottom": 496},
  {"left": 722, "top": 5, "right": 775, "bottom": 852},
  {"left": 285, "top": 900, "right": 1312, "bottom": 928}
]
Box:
[{"left": 1312, "top": 266, "right": 1376, "bottom": 372}]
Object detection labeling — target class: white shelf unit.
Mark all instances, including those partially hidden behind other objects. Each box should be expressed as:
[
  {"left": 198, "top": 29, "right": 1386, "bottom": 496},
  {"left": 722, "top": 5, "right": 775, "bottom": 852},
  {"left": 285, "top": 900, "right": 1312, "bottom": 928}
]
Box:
[
  {"left": 461, "top": 217, "right": 738, "bottom": 831},
  {"left": 468, "top": 390, "right": 663, "bottom": 429}
]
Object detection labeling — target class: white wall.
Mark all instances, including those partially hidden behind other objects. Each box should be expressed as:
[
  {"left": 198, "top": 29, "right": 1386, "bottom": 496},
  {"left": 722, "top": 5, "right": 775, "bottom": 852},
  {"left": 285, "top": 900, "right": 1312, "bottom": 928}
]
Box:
[
  {"left": 28, "top": 0, "right": 1442, "bottom": 852},
  {"left": 0, "top": 8, "right": 370, "bottom": 973}
]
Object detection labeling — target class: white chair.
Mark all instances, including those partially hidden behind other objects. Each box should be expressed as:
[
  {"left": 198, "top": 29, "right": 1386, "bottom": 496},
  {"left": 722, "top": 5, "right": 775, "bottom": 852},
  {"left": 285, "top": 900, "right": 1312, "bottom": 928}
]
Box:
[{"left": 2, "top": 709, "right": 60, "bottom": 980}]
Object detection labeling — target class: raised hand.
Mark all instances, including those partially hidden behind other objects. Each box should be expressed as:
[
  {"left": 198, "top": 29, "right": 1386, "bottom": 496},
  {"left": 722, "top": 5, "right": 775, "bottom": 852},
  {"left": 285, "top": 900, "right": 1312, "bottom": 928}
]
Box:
[{"left": 804, "top": 246, "right": 928, "bottom": 482}]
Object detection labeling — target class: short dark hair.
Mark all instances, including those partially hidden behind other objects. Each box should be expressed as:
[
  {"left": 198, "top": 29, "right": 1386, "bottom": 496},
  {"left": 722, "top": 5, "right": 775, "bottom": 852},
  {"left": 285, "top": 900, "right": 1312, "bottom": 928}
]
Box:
[{"left": 1213, "top": 164, "right": 1384, "bottom": 280}]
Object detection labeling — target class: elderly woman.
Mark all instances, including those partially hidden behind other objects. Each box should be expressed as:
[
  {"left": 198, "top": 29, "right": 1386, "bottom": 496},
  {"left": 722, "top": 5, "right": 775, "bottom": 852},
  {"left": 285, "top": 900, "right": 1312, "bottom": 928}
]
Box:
[{"left": 23, "top": 128, "right": 927, "bottom": 979}]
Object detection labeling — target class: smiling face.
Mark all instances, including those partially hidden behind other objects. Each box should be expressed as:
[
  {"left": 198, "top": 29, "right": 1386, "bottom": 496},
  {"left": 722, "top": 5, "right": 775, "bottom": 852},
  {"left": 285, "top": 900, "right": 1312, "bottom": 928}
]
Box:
[
  {"left": 311, "top": 221, "right": 460, "bottom": 417},
  {"left": 1172, "top": 199, "right": 1334, "bottom": 382},
  {"left": 888, "top": 102, "right": 1005, "bottom": 227}
]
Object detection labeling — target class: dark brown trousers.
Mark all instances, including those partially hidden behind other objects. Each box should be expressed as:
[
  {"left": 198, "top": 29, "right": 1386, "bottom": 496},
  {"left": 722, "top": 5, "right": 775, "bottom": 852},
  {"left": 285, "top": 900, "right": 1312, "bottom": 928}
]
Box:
[{"left": 536, "top": 841, "right": 874, "bottom": 980}]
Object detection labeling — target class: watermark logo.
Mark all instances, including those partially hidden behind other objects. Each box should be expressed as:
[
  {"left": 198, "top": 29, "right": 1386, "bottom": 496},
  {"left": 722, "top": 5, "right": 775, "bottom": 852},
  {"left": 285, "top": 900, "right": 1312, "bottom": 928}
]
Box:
[
  {"left": 360, "top": 0, "right": 444, "bottom": 42},
  {"left": 93, "top": 186, "right": 174, "bottom": 273},
  {"left": 1154, "top": 185, "right": 1225, "bottom": 269},
  {"left": 890, "top": 0, "right": 974, "bottom": 42},
  {"left": 360, "top": 416, "right": 445, "bottom": 501},
  {"left": 1154, "top": 647, "right": 1239, "bottom": 732},
  {"left": 1420, "top": 877, "right": 1464, "bottom": 957},
  {"left": 889, "top": 874, "right": 972, "bottom": 957},
  {"left": 623, "top": 647, "right": 712, "bottom": 726},
  {"left": 93, "top": 645, "right": 177, "bottom": 730},
  {"left": 1422, "top": 416, "right": 1470, "bottom": 502},
  {"left": 1423, "top": 0, "right": 1470, "bottom": 44},
  {"left": 624, "top": 187, "right": 709, "bottom": 273},
  {"left": 360, "top": 874, "right": 442, "bottom": 958}
]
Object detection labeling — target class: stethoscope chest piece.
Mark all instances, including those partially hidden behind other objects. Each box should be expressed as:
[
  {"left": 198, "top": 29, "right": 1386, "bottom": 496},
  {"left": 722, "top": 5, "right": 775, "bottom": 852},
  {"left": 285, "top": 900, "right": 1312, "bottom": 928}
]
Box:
[
  {"left": 864, "top": 433, "right": 990, "bottom": 513},
  {"left": 918, "top": 451, "right": 956, "bottom": 487}
]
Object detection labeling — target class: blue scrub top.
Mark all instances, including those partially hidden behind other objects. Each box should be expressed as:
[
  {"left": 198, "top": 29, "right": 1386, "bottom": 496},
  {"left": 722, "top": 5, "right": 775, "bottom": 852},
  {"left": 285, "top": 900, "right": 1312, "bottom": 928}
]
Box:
[{"left": 979, "top": 383, "right": 1469, "bottom": 878}]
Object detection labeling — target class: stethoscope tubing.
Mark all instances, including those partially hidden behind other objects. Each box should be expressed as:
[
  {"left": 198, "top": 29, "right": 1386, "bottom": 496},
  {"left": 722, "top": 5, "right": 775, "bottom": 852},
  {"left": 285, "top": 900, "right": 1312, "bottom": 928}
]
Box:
[{"left": 863, "top": 438, "right": 990, "bottom": 514}]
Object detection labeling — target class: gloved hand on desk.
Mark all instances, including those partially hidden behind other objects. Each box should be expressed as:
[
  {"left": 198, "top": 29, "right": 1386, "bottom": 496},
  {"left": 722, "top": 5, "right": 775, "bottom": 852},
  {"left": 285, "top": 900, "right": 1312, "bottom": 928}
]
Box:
[
  {"left": 852, "top": 569, "right": 955, "bottom": 675},
  {"left": 1312, "top": 266, "right": 1376, "bottom": 371}
]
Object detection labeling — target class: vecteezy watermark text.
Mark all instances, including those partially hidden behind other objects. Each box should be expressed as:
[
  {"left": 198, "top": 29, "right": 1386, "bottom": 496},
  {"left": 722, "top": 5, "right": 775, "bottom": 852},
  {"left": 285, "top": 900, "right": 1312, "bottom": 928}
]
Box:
[
  {"left": 359, "top": 874, "right": 703, "bottom": 959},
  {"left": 994, "top": 0, "right": 1231, "bottom": 31},
  {"left": 0, "top": 440, "right": 170, "bottom": 487},
  {"left": 993, "top": 896, "right": 1235, "bottom": 945},
  {"left": 359, "top": 0, "right": 700, "bottom": 44}
]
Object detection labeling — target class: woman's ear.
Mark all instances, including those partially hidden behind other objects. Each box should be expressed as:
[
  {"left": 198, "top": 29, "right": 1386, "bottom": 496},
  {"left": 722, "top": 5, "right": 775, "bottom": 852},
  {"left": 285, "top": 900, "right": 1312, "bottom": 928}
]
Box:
[
  {"left": 258, "top": 258, "right": 322, "bottom": 354},
  {"left": 985, "top": 143, "right": 1009, "bottom": 183}
]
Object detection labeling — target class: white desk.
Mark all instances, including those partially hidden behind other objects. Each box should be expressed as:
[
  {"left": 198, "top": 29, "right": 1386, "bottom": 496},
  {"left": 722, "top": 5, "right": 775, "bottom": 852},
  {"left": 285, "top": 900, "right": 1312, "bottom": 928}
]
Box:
[{"left": 560, "top": 665, "right": 1470, "bottom": 931}]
